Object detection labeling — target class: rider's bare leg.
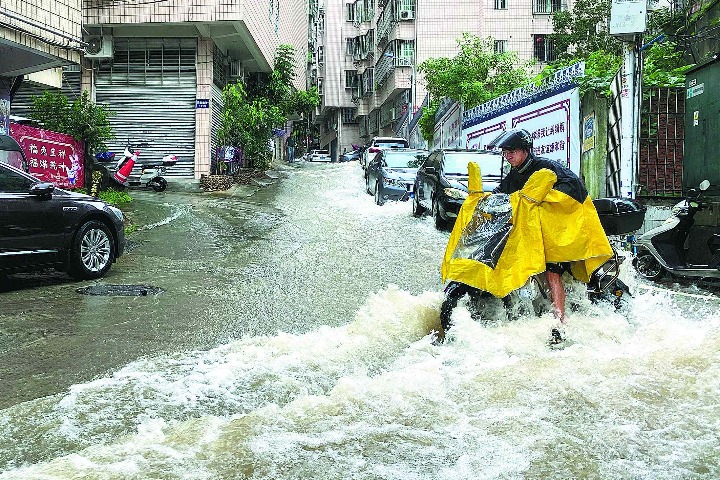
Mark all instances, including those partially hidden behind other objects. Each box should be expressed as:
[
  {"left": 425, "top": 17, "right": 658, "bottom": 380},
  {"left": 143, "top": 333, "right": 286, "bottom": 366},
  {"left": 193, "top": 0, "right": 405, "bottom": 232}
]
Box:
[{"left": 545, "top": 271, "right": 566, "bottom": 324}]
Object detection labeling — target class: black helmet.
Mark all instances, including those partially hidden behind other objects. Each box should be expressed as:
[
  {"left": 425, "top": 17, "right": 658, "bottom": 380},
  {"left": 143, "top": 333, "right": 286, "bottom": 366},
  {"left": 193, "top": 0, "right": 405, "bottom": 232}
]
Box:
[{"left": 487, "top": 129, "right": 533, "bottom": 152}]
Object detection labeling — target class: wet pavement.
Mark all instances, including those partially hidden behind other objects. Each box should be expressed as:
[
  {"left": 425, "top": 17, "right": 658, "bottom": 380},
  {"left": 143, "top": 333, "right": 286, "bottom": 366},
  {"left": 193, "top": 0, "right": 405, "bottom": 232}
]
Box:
[
  {"left": 1, "top": 161, "right": 720, "bottom": 478},
  {"left": 0, "top": 168, "right": 299, "bottom": 409}
]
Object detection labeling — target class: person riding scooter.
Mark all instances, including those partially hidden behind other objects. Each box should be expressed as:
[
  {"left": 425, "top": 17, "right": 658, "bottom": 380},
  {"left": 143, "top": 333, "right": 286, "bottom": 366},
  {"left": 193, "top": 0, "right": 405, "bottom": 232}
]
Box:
[{"left": 441, "top": 128, "right": 614, "bottom": 344}]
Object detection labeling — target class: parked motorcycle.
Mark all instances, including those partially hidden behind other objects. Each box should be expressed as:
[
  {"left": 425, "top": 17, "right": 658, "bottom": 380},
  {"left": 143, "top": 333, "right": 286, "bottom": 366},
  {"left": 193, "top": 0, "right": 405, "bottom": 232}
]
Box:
[
  {"left": 440, "top": 195, "right": 646, "bottom": 331},
  {"left": 633, "top": 180, "right": 720, "bottom": 282}
]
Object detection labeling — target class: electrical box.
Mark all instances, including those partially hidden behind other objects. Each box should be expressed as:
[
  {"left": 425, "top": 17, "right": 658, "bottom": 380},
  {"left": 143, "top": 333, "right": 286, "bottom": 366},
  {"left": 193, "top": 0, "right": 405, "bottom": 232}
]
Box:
[
  {"left": 684, "top": 57, "right": 720, "bottom": 196},
  {"left": 609, "top": 0, "right": 647, "bottom": 38}
]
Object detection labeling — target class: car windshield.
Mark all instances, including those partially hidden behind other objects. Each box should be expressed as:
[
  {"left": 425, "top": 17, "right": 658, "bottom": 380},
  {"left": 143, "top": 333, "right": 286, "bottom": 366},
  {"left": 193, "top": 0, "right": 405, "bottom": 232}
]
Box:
[
  {"left": 443, "top": 152, "right": 503, "bottom": 176},
  {"left": 384, "top": 152, "right": 423, "bottom": 169}
]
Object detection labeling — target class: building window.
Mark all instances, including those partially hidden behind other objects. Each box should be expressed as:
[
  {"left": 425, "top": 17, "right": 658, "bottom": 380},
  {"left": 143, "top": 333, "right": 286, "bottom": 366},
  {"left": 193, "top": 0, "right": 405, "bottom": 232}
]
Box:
[
  {"left": 342, "top": 108, "right": 357, "bottom": 124},
  {"left": 346, "top": 3, "right": 355, "bottom": 22},
  {"left": 495, "top": 0, "right": 507, "bottom": 9},
  {"left": 317, "top": 78, "right": 324, "bottom": 96},
  {"left": 345, "top": 70, "right": 358, "bottom": 89},
  {"left": 533, "top": 34, "right": 556, "bottom": 62},
  {"left": 346, "top": 38, "right": 354, "bottom": 56},
  {"left": 318, "top": 46, "right": 324, "bottom": 66},
  {"left": 534, "top": 0, "right": 562, "bottom": 14},
  {"left": 494, "top": 40, "right": 508, "bottom": 54}
]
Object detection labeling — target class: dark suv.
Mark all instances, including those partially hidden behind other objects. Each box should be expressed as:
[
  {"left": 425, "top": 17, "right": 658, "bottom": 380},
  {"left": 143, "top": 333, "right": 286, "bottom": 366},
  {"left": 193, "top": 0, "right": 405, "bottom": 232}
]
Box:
[
  {"left": 0, "top": 136, "right": 125, "bottom": 279},
  {"left": 412, "top": 148, "right": 503, "bottom": 229}
]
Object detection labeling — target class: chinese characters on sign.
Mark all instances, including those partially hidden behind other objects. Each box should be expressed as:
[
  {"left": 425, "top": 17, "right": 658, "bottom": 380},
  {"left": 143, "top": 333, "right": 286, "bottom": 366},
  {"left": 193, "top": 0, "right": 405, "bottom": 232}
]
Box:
[
  {"left": 10, "top": 123, "right": 85, "bottom": 189},
  {"left": 531, "top": 122, "right": 567, "bottom": 156}
]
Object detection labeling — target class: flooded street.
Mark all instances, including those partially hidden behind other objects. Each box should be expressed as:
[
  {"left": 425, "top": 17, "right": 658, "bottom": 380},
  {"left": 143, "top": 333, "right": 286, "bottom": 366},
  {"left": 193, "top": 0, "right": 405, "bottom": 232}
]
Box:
[{"left": 1, "top": 161, "right": 719, "bottom": 479}]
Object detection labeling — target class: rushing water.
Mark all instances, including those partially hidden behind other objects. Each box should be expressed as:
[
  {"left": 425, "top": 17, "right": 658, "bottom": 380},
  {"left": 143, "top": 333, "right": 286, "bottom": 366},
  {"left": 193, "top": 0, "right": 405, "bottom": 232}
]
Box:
[{"left": 1, "top": 162, "right": 719, "bottom": 479}]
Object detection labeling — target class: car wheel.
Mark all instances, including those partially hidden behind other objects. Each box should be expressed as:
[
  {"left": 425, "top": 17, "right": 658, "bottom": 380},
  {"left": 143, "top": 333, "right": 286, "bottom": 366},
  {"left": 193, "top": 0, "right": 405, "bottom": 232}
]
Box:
[
  {"left": 375, "top": 183, "right": 385, "bottom": 206},
  {"left": 433, "top": 197, "right": 448, "bottom": 230},
  {"left": 67, "top": 220, "right": 115, "bottom": 280},
  {"left": 632, "top": 253, "right": 665, "bottom": 281},
  {"left": 412, "top": 190, "right": 425, "bottom": 217},
  {"left": 151, "top": 177, "right": 167, "bottom": 192}
]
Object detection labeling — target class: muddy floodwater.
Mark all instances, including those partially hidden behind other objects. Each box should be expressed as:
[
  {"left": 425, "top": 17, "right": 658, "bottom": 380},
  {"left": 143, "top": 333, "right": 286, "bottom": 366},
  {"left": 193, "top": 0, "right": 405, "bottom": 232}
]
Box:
[{"left": 1, "top": 161, "right": 719, "bottom": 479}]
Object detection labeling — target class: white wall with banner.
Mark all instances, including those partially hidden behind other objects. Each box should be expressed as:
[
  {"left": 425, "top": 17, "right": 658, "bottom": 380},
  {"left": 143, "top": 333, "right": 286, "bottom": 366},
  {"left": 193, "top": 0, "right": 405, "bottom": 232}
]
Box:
[{"left": 462, "top": 63, "right": 585, "bottom": 174}]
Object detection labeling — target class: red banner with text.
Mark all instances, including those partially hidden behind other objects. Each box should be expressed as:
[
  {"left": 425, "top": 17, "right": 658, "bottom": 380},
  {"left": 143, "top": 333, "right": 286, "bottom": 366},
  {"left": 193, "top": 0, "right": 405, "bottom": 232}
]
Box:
[{"left": 10, "top": 123, "right": 85, "bottom": 189}]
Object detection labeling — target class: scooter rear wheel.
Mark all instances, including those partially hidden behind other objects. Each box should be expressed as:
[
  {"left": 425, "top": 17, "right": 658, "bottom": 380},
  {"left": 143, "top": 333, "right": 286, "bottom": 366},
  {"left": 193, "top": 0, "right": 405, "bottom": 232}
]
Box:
[
  {"left": 632, "top": 253, "right": 665, "bottom": 280},
  {"left": 151, "top": 177, "right": 168, "bottom": 192}
]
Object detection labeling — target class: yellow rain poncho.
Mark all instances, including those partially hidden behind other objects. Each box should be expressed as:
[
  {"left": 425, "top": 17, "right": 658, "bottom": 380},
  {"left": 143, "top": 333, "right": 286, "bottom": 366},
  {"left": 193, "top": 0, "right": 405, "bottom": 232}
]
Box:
[{"left": 441, "top": 162, "right": 613, "bottom": 298}]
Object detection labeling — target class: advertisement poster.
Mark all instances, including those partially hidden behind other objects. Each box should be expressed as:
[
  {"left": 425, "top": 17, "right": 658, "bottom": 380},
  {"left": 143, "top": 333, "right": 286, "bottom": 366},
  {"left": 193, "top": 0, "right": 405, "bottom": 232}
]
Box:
[
  {"left": 10, "top": 123, "right": 85, "bottom": 189},
  {"left": 582, "top": 112, "right": 596, "bottom": 153},
  {"left": 462, "top": 63, "right": 584, "bottom": 174}
]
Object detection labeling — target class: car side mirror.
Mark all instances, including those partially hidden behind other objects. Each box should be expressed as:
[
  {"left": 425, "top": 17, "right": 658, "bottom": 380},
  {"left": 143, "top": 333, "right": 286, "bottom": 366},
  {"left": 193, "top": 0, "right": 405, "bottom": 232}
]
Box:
[{"left": 29, "top": 182, "right": 55, "bottom": 196}]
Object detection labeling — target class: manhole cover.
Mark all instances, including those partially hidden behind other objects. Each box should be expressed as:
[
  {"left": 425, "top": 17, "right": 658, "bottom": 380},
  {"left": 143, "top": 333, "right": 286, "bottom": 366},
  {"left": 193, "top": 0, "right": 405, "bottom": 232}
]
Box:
[{"left": 76, "top": 284, "right": 163, "bottom": 296}]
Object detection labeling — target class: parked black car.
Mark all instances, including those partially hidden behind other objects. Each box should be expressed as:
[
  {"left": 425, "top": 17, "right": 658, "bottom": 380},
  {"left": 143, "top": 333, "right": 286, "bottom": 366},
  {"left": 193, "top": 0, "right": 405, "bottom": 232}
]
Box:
[
  {"left": 0, "top": 142, "right": 125, "bottom": 280},
  {"left": 366, "top": 148, "right": 428, "bottom": 205},
  {"left": 412, "top": 148, "right": 504, "bottom": 229}
]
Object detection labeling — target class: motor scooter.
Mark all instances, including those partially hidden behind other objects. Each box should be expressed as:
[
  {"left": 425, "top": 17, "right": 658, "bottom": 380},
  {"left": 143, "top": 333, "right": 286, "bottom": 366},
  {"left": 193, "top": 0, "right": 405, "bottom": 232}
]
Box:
[
  {"left": 633, "top": 180, "right": 720, "bottom": 281},
  {"left": 98, "top": 144, "right": 177, "bottom": 192},
  {"left": 441, "top": 195, "right": 646, "bottom": 331}
]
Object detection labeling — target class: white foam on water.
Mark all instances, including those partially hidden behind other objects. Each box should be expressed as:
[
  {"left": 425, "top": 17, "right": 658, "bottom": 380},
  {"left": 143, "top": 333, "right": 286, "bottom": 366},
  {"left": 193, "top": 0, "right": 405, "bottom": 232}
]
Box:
[{"left": 2, "top": 280, "right": 719, "bottom": 479}]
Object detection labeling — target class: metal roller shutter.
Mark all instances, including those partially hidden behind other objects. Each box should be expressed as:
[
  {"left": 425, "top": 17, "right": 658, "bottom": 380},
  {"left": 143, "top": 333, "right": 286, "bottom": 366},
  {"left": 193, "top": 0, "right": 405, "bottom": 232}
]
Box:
[
  {"left": 95, "top": 38, "right": 197, "bottom": 178},
  {"left": 10, "top": 67, "right": 82, "bottom": 118}
]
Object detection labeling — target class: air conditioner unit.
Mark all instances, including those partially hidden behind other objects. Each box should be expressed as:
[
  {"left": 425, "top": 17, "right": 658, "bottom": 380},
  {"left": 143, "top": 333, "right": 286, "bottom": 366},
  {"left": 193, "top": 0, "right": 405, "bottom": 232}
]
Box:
[
  {"left": 84, "top": 36, "right": 113, "bottom": 59},
  {"left": 228, "top": 60, "right": 243, "bottom": 78},
  {"left": 398, "top": 9, "right": 414, "bottom": 20}
]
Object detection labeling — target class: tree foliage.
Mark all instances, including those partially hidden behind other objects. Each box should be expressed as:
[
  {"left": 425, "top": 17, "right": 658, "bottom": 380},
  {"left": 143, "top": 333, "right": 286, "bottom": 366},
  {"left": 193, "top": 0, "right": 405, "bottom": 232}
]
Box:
[
  {"left": 416, "top": 34, "right": 532, "bottom": 142},
  {"left": 30, "top": 90, "right": 114, "bottom": 156},
  {"left": 218, "top": 81, "right": 283, "bottom": 170},
  {"left": 418, "top": 33, "right": 532, "bottom": 109},
  {"left": 541, "top": 6, "right": 694, "bottom": 95},
  {"left": 218, "top": 44, "right": 319, "bottom": 169},
  {"left": 550, "top": 0, "right": 622, "bottom": 60}
]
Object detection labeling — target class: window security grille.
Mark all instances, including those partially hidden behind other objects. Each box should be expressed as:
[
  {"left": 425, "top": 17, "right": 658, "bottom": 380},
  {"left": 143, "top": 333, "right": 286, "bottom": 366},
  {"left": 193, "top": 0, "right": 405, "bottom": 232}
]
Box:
[
  {"left": 345, "top": 70, "right": 358, "bottom": 89},
  {"left": 533, "top": 34, "right": 556, "bottom": 62},
  {"left": 494, "top": 40, "right": 508, "bottom": 54},
  {"left": 495, "top": 0, "right": 507, "bottom": 9},
  {"left": 534, "top": 0, "right": 562, "bottom": 14},
  {"left": 342, "top": 108, "right": 357, "bottom": 124}
]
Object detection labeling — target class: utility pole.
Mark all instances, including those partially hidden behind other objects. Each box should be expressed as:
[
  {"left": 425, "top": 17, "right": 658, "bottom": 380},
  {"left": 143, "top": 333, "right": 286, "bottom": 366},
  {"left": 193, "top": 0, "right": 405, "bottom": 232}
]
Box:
[{"left": 609, "top": 0, "right": 647, "bottom": 199}]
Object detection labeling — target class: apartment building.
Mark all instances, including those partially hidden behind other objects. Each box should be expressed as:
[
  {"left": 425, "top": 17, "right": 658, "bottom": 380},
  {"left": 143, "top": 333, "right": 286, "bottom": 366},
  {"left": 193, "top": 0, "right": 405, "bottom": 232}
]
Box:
[
  {"left": 0, "top": 0, "right": 83, "bottom": 134},
  {"left": 310, "top": 0, "right": 566, "bottom": 154},
  {"left": 80, "top": 0, "right": 308, "bottom": 178},
  {"left": 4, "top": 1, "right": 308, "bottom": 179}
]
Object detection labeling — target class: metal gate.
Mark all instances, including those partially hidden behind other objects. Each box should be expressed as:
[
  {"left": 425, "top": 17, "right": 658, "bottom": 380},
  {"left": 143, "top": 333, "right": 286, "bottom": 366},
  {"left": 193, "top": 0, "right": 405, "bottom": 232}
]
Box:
[
  {"left": 638, "top": 88, "right": 684, "bottom": 196},
  {"left": 95, "top": 38, "right": 197, "bottom": 178}
]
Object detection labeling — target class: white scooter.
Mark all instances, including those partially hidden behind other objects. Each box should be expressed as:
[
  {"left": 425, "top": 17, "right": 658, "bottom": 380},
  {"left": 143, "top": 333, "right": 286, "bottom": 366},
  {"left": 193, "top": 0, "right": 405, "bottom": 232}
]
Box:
[
  {"left": 112, "top": 145, "right": 177, "bottom": 192},
  {"left": 633, "top": 180, "right": 720, "bottom": 282}
]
